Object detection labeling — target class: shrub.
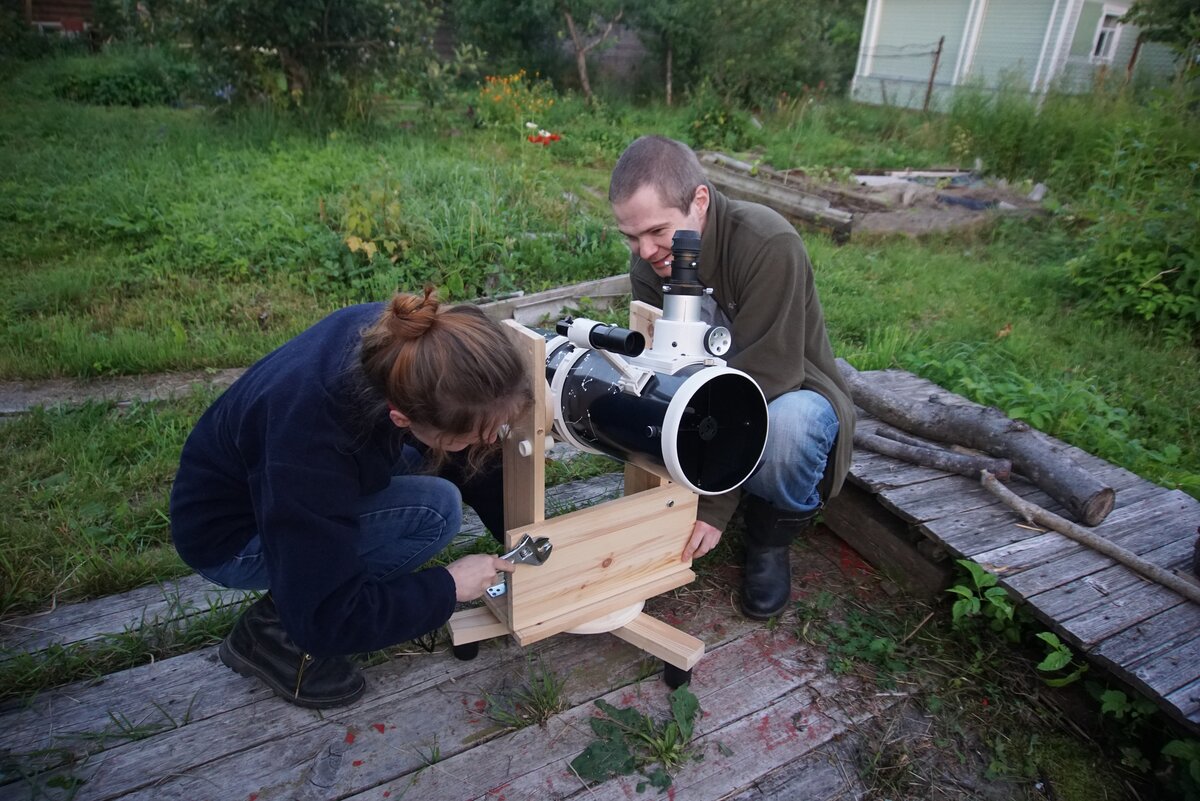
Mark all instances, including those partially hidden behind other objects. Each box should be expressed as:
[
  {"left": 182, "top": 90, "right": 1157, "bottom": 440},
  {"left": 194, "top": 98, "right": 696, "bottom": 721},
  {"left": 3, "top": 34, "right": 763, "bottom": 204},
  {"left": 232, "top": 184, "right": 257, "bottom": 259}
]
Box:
[
  {"left": 1065, "top": 106, "right": 1199, "bottom": 340},
  {"left": 49, "top": 47, "right": 197, "bottom": 107}
]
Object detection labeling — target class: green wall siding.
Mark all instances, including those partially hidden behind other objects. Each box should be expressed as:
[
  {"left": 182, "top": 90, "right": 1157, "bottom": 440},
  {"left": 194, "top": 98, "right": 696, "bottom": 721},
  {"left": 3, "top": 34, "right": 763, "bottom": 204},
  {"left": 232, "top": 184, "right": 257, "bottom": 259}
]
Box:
[
  {"left": 969, "top": 0, "right": 1056, "bottom": 86},
  {"left": 1070, "top": 1, "right": 1105, "bottom": 56},
  {"left": 869, "top": 0, "right": 969, "bottom": 81}
]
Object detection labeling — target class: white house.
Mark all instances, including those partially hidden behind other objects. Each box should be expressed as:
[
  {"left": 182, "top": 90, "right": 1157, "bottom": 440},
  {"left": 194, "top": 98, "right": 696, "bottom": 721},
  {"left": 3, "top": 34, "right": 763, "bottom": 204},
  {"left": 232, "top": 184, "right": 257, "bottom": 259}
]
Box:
[{"left": 851, "top": 0, "right": 1179, "bottom": 110}]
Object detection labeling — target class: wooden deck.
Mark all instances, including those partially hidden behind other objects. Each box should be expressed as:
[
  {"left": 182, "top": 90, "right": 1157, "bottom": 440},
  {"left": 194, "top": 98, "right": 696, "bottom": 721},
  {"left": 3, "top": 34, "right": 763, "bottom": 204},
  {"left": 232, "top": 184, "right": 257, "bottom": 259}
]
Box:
[
  {"left": 0, "top": 475, "right": 888, "bottom": 801},
  {"left": 3, "top": 367, "right": 1199, "bottom": 799},
  {"left": 823, "top": 369, "right": 1200, "bottom": 736}
]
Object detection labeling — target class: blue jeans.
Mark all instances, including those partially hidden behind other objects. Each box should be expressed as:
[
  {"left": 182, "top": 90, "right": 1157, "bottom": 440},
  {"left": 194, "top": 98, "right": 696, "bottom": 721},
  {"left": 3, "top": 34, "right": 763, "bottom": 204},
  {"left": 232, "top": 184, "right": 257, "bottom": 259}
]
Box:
[
  {"left": 197, "top": 447, "right": 464, "bottom": 590},
  {"left": 740, "top": 389, "right": 839, "bottom": 515}
]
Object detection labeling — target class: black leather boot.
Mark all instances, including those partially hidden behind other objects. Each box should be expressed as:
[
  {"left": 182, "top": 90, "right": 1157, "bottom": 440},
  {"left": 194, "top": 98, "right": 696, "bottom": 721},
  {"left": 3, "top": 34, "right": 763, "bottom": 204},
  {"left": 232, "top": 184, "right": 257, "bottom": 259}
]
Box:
[
  {"left": 219, "top": 594, "right": 366, "bottom": 709},
  {"left": 739, "top": 495, "right": 819, "bottom": 620}
]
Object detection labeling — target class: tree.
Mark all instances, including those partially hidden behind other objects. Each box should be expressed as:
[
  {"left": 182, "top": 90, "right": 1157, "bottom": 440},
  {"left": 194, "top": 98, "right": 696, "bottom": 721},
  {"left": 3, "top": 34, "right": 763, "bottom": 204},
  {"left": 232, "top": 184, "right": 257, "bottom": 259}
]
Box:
[
  {"left": 558, "top": 0, "right": 624, "bottom": 103},
  {"left": 1123, "top": 0, "right": 1200, "bottom": 77},
  {"left": 629, "top": 0, "right": 705, "bottom": 105},
  {"left": 183, "top": 0, "right": 441, "bottom": 115}
]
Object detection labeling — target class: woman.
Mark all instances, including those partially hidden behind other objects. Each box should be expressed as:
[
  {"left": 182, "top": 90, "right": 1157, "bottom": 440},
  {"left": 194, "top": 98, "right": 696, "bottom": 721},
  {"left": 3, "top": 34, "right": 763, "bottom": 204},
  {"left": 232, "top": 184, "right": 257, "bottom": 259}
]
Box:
[{"left": 170, "top": 288, "right": 531, "bottom": 709}]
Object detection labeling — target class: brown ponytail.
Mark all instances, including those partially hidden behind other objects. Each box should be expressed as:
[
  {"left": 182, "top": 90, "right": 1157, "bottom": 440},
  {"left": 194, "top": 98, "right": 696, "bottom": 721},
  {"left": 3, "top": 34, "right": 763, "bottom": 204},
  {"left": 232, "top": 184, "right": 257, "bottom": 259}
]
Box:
[{"left": 360, "top": 287, "right": 533, "bottom": 467}]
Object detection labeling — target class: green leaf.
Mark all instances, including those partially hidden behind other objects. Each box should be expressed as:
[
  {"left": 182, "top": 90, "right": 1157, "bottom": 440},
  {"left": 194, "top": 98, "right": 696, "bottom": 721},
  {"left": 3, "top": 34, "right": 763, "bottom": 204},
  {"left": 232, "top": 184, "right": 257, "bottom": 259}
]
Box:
[
  {"left": 571, "top": 737, "right": 636, "bottom": 782},
  {"left": 669, "top": 686, "right": 700, "bottom": 742},
  {"left": 1037, "top": 651, "right": 1072, "bottom": 671}
]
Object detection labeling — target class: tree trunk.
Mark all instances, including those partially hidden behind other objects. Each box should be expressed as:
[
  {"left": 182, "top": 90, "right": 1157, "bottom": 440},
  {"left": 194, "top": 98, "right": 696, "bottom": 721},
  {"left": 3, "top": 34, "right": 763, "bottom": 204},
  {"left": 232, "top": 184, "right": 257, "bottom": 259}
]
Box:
[
  {"left": 665, "top": 40, "right": 673, "bottom": 107},
  {"left": 837, "top": 359, "right": 1116, "bottom": 526},
  {"left": 562, "top": 10, "right": 595, "bottom": 103}
]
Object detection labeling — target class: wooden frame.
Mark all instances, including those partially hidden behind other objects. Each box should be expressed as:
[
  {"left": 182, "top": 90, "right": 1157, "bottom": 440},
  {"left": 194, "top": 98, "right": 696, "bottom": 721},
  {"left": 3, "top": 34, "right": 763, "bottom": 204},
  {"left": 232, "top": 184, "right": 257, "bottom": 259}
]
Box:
[{"left": 448, "top": 313, "right": 705, "bottom": 670}]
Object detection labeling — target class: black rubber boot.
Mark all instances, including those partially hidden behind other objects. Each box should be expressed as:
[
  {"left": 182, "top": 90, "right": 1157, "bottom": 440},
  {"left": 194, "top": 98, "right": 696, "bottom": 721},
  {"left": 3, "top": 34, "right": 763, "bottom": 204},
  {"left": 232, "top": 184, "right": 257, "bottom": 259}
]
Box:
[
  {"left": 739, "top": 495, "right": 819, "bottom": 620},
  {"left": 219, "top": 594, "right": 366, "bottom": 709}
]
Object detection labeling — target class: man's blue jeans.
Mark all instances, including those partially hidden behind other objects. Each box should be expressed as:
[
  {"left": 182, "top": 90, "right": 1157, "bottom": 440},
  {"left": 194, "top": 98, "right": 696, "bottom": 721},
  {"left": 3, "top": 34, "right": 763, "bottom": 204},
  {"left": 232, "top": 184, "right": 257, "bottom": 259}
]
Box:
[
  {"left": 740, "top": 389, "right": 839, "bottom": 516},
  {"left": 197, "top": 447, "right": 463, "bottom": 591}
]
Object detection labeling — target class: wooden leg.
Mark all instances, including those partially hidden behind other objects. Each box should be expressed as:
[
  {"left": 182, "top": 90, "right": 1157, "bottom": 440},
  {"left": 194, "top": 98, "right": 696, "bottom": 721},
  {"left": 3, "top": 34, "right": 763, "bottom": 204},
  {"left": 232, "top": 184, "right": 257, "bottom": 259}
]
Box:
[{"left": 612, "top": 613, "right": 704, "bottom": 670}]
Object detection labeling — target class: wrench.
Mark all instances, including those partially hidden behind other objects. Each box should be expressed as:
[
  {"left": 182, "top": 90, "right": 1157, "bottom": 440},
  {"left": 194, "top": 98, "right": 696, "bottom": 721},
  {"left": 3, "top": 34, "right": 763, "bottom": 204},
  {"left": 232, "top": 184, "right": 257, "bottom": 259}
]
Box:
[{"left": 486, "top": 534, "right": 553, "bottom": 598}]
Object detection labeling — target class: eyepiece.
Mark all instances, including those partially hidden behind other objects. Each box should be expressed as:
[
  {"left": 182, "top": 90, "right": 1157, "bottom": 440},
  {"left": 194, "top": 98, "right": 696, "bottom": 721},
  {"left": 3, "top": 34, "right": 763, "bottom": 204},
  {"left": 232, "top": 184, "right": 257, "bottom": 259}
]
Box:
[{"left": 670, "top": 230, "right": 702, "bottom": 289}]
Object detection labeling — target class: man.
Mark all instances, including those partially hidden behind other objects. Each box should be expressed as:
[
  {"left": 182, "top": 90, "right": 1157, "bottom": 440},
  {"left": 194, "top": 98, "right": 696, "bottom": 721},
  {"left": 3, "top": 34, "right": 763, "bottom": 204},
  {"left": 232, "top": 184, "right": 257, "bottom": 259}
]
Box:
[{"left": 609, "top": 135, "right": 855, "bottom": 619}]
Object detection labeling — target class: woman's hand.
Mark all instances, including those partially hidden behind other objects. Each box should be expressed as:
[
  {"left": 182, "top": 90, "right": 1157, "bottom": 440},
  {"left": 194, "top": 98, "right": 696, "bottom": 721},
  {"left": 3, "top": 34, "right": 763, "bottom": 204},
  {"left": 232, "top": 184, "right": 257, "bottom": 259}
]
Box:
[{"left": 447, "top": 554, "right": 516, "bottom": 602}]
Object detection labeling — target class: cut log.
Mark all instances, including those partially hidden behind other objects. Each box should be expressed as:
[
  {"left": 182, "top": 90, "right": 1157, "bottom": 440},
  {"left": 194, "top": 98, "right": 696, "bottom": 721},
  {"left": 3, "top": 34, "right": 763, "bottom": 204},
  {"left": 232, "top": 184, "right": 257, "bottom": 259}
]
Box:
[
  {"left": 854, "top": 431, "right": 1012, "bottom": 480},
  {"left": 837, "top": 359, "right": 1115, "bottom": 526}
]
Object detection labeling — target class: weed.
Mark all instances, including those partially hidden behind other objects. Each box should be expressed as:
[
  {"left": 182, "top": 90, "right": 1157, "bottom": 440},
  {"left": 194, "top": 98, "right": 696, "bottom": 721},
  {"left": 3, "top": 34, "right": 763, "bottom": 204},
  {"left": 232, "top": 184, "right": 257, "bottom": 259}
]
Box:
[
  {"left": 947, "top": 559, "right": 1018, "bottom": 642},
  {"left": 571, "top": 685, "right": 702, "bottom": 792},
  {"left": 415, "top": 736, "right": 442, "bottom": 767},
  {"left": 484, "top": 658, "right": 567, "bottom": 730}
]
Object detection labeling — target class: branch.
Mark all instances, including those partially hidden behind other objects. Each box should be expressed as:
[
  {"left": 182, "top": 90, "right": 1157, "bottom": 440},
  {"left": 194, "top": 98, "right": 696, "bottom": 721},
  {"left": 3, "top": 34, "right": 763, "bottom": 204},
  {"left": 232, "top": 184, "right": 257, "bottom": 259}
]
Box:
[
  {"left": 980, "top": 470, "right": 1200, "bottom": 605},
  {"left": 855, "top": 431, "right": 1012, "bottom": 480},
  {"left": 579, "top": 9, "right": 624, "bottom": 55}
]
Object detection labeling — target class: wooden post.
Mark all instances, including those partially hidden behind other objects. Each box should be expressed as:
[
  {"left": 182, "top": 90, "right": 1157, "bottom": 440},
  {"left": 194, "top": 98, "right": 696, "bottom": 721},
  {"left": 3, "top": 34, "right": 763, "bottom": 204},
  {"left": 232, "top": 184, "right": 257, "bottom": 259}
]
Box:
[{"left": 924, "top": 36, "right": 944, "bottom": 113}]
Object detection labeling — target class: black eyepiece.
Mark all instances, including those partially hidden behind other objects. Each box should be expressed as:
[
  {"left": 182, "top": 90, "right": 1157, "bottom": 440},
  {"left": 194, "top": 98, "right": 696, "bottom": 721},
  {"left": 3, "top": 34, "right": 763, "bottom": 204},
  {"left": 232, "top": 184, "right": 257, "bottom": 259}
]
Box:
[{"left": 671, "top": 229, "right": 702, "bottom": 288}]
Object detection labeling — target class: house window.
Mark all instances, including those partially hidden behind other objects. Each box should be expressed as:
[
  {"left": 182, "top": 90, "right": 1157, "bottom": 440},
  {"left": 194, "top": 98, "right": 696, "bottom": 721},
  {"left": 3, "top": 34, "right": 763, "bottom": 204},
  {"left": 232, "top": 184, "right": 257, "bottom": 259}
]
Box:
[{"left": 1091, "top": 12, "right": 1122, "bottom": 62}]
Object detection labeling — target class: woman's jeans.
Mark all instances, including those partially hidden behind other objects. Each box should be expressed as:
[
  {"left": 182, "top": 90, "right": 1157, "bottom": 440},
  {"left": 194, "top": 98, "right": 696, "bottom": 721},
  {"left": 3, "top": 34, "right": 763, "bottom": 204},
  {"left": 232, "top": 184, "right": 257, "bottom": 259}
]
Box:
[
  {"left": 198, "top": 446, "right": 468, "bottom": 590},
  {"left": 740, "top": 389, "right": 839, "bottom": 516}
]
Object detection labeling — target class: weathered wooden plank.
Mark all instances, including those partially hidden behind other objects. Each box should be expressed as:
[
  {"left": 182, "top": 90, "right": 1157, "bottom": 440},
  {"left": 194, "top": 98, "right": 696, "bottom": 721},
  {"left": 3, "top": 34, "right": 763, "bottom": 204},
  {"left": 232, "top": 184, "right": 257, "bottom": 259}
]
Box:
[
  {"left": 823, "top": 481, "right": 952, "bottom": 598},
  {"left": 721, "top": 739, "right": 867, "bottom": 800},
  {"left": 0, "top": 633, "right": 527, "bottom": 789},
  {"left": 1056, "top": 585, "right": 1186, "bottom": 649},
  {"left": 1020, "top": 536, "right": 1194, "bottom": 623},
  {"left": 4, "top": 585, "right": 760, "bottom": 801},
  {"left": 350, "top": 625, "right": 838, "bottom": 801},
  {"left": 568, "top": 687, "right": 871, "bottom": 801},
  {"left": 1092, "top": 602, "right": 1200, "bottom": 672},
  {"left": 79, "top": 615, "right": 765, "bottom": 801},
  {"left": 875, "top": 460, "right": 1158, "bottom": 529},
  {"left": 973, "top": 491, "right": 1199, "bottom": 580},
  {"left": 1166, "top": 677, "right": 1200, "bottom": 724},
  {"left": 1126, "top": 631, "right": 1200, "bottom": 698},
  {"left": 982, "top": 492, "right": 1200, "bottom": 595},
  {"left": 0, "top": 576, "right": 255, "bottom": 659}
]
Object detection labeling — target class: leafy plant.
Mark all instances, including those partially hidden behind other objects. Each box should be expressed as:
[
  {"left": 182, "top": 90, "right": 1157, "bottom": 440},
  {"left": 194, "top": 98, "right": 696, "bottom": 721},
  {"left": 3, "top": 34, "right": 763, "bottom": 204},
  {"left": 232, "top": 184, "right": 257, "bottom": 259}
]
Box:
[
  {"left": 48, "top": 47, "right": 198, "bottom": 107},
  {"left": 1033, "top": 632, "right": 1088, "bottom": 687},
  {"left": 947, "top": 559, "right": 1018, "bottom": 642},
  {"left": 1162, "top": 739, "right": 1200, "bottom": 800},
  {"left": 571, "top": 686, "right": 702, "bottom": 792}
]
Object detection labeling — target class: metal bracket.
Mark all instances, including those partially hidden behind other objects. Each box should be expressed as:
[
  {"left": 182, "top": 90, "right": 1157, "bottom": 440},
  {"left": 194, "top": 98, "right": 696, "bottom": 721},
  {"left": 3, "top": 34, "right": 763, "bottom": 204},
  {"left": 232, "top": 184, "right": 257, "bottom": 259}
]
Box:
[{"left": 486, "top": 533, "right": 552, "bottom": 598}]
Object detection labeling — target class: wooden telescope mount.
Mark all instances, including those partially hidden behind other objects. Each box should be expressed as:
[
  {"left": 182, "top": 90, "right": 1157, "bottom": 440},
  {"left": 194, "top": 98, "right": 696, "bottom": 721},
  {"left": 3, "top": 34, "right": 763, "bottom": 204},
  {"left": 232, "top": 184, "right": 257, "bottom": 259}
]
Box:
[{"left": 446, "top": 308, "right": 705, "bottom": 687}]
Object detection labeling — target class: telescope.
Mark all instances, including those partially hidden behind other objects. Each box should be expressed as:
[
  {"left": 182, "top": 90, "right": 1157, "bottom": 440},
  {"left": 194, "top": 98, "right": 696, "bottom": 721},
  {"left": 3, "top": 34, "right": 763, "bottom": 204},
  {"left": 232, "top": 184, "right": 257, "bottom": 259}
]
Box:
[{"left": 541, "top": 230, "right": 769, "bottom": 495}]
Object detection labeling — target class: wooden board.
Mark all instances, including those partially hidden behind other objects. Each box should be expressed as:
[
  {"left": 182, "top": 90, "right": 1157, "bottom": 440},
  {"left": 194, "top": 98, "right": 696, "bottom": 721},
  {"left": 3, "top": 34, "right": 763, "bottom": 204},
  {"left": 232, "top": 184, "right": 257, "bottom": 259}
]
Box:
[
  {"left": 505, "top": 484, "right": 699, "bottom": 635},
  {"left": 500, "top": 320, "right": 548, "bottom": 535}
]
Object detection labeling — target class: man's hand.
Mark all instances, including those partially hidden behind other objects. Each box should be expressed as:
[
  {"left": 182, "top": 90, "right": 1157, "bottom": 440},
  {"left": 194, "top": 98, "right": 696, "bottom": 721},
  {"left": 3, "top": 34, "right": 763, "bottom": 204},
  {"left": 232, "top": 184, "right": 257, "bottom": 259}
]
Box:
[
  {"left": 446, "top": 554, "right": 516, "bottom": 602},
  {"left": 682, "top": 520, "right": 722, "bottom": 562}
]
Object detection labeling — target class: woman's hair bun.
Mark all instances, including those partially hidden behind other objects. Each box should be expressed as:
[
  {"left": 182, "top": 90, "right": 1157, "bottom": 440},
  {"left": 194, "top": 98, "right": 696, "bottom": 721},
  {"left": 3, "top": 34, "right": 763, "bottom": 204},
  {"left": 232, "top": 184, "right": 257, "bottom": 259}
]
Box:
[{"left": 387, "top": 285, "right": 439, "bottom": 339}]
